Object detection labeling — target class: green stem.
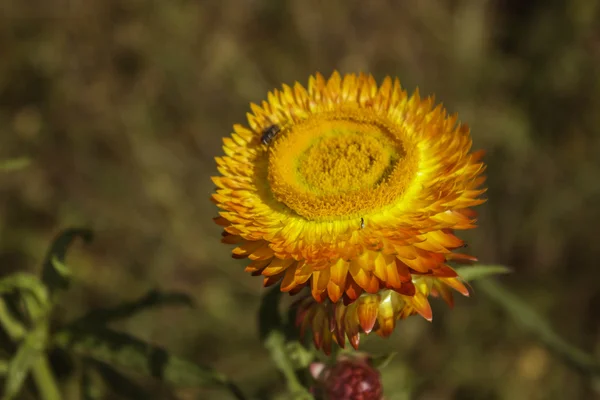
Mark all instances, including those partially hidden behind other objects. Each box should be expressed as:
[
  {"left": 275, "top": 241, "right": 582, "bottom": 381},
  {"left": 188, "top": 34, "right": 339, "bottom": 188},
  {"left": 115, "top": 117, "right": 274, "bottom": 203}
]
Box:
[
  {"left": 264, "top": 331, "right": 313, "bottom": 399},
  {"left": 476, "top": 279, "right": 600, "bottom": 376},
  {"left": 0, "top": 298, "right": 26, "bottom": 340},
  {"left": 31, "top": 356, "right": 61, "bottom": 400}
]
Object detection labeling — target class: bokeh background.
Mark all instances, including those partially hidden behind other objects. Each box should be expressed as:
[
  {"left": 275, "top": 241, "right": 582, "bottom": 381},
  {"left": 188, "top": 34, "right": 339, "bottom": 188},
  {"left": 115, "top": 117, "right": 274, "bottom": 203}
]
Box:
[{"left": 2, "top": 0, "right": 600, "bottom": 399}]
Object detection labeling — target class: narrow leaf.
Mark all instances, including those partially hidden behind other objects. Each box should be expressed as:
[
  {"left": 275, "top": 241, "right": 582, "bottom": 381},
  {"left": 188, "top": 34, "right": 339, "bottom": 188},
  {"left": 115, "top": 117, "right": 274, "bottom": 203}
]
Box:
[
  {"left": 50, "top": 257, "right": 72, "bottom": 278},
  {"left": 53, "top": 327, "right": 229, "bottom": 388},
  {"left": 476, "top": 279, "right": 600, "bottom": 376},
  {"left": 41, "top": 228, "right": 93, "bottom": 297},
  {"left": 3, "top": 328, "right": 45, "bottom": 400},
  {"left": 0, "top": 298, "right": 27, "bottom": 340},
  {"left": 0, "top": 273, "right": 49, "bottom": 310},
  {"left": 455, "top": 264, "right": 512, "bottom": 282},
  {"left": 370, "top": 352, "right": 397, "bottom": 370},
  {"left": 30, "top": 355, "right": 61, "bottom": 400},
  {"left": 70, "top": 289, "right": 193, "bottom": 328},
  {"left": 21, "top": 290, "right": 48, "bottom": 322}
]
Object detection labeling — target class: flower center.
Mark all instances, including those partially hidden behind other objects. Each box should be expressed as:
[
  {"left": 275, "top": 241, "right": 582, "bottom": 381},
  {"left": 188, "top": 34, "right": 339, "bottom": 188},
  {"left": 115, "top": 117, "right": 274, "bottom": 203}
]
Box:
[
  {"left": 267, "top": 109, "right": 418, "bottom": 220},
  {"left": 298, "top": 128, "right": 397, "bottom": 195}
]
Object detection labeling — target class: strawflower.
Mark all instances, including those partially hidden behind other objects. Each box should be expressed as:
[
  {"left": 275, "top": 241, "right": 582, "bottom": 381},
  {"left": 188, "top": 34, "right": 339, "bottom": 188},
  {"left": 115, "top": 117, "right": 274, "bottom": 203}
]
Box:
[{"left": 212, "top": 71, "right": 486, "bottom": 351}]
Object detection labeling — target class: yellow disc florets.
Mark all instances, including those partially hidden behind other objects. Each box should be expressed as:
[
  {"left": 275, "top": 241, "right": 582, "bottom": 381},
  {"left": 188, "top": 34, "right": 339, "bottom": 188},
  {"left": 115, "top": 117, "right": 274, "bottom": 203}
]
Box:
[{"left": 268, "top": 109, "right": 418, "bottom": 220}]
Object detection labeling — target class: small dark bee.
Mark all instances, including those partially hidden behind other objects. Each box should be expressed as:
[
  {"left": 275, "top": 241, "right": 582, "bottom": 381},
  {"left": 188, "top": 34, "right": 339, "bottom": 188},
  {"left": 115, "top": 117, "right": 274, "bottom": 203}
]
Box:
[
  {"left": 360, "top": 217, "right": 365, "bottom": 230},
  {"left": 261, "top": 124, "right": 281, "bottom": 146}
]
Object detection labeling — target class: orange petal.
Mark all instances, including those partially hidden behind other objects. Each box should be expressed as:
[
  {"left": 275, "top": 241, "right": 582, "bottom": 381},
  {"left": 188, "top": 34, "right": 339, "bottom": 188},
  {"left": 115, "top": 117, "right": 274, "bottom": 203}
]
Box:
[
  {"left": 356, "top": 296, "right": 379, "bottom": 334},
  {"left": 441, "top": 277, "right": 470, "bottom": 297},
  {"left": 294, "top": 261, "right": 313, "bottom": 285},
  {"left": 213, "top": 216, "right": 230, "bottom": 226},
  {"left": 372, "top": 253, "right": 388, "bottom": 281},
  {"left": 327, "top": 281, "right": 343, "bottom": 303},
  {"left": 428, "top": 229, "right": 464, "bottom": 248},
  {"left": 411, "top": 292, "right": 433, "bottom": 321},
  {"left": 280, "top": 263, "right": 298, "bottom": 292},
  {"left": 329, "top": 259, "right": 349, "bottom": 287},
  {"left": 311, "top": 269, "right": 331, "bottom": 301},
  {"left": 395, "top": 260, "right": 412, "bottom": 281},
  {"left": 343, "top": 277, "right": 363, "bottom": 304},
  {"left": 262, "top": 258, "right": 295, "bottom": 277},
  {"left": 431, "top": 264, "right": 459, "bottom": 278},
  {"left": 344, "top": 310, "right": 361, "bottom": 350},
  {"left": 349, "top": 261, "right": 375, "bottom": 292},
  {"left": 385, "top": 259, "right": 404, "bottom": 289},
  {"left": 263, "top": 272, "right": 284, "bottom": 287},
  {"left": 244, "top": 258, "right": 271, "bottom": 273},
  {"left": 333, "top": 304, "right": 347, "bottom": 348},
  {"left": 393, "top": 281, "right": 416, "bottom": 297},
  {"left": 247, "top": 243, "right": 275, "bottom": 261},
  {"left": 446, "top": 253, "right": 478, "bottom": 263},
  {"left": 376, "top": 305, "right": 396, "bottom": 337},
  {"left": 366, "top": 274, "right": 380, "bottom": 294},
  {"left": 232, "top": 240, "right": 265, "bottom": 259},
  {"left": 221, "top": 233, "right": 243, "bottom": 244}
]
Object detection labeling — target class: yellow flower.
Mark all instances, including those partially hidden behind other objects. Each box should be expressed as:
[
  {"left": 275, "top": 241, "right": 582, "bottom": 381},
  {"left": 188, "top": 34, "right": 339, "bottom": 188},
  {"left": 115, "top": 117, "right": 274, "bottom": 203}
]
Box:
[{"left": 212, "top": 72, "right": 486, "bottom": 350}]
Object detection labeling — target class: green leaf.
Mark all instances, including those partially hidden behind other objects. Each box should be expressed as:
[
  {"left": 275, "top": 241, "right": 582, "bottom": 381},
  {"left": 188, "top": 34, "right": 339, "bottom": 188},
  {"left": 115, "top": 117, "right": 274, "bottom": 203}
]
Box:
[
  {"left": 258, "top": 286, "right": 313, "bottom": 398},
  {"left": 0, "top": 298, "right": 27, "bottom": 340},
  {"left": 370, "top": 352, "right": 397, "bottom": 370},
  {"left": 30, "top": 355, "right": 62, "bottom": 400},
  {"left": 21, "top": 290, "right": 49, "bottom": 322},
  {"left": 455, "top": 264, "right": 512, "bottom": 282},
  {"left": 264, "top": 331, "right": 314, "bottom": 399},
  {"left": 53, "top": 327, "right": 229, "bottom": 388},
  {"left": 2, "top": 327, "right": 46, "bottom": 400},
  {"left": 0, "top": 157, "right": 30, "bottom": 172},
  {"left": 41, "top": 228, "right": 93, "bottom": 297},
  {"left": 70, "top": 289, "right": 193, "bottom": 328},
  {"left": 476, "top": 279, "right": 600, "bottom": 376},
  {"left": 88, "top": 359, "right": 151, "bottom": 400},
  {"left": 285, "top": 341, "right": 314, "bottom": 370},
  {"left": 0, "top": 273, "right": 50, "bottom": 310},
  {"left": 258, "top": 285, "right": 283, "bottom": 341},
  {"left": 50, "top": 257, "right": 72, "bottom": 279}
]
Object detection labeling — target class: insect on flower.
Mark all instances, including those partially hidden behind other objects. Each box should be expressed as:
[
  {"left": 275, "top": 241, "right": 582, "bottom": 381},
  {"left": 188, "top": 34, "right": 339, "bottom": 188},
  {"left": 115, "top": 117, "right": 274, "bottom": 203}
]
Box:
[
  {"left": 360, "top": 217, "right": 365, "bottom": 229},
  {"left": 261, "top": 124, "right": 281, "bottom": 146}
]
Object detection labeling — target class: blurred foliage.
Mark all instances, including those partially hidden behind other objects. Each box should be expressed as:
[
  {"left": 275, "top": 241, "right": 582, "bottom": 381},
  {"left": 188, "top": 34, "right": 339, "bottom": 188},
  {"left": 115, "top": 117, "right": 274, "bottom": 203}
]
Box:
[
  {"left": 1, "top": 0, "right": 600, "bottom": 399},
  {"left": 1, "top": 229, "right": 245, "bottom": 399}
]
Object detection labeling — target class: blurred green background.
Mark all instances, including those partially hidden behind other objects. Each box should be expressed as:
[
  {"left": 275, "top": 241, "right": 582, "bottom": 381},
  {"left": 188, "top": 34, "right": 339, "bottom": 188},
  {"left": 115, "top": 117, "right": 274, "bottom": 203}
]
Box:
[{"left": 1, "top": 0, "right": 600, "bottom": 399}]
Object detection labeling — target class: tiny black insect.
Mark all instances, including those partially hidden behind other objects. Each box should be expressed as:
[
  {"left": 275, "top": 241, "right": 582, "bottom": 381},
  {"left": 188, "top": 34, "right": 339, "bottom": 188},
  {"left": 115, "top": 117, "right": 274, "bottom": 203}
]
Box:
[
  {"left": 360, "top": 217, "right": 365, "bottom": 229},
  {"left": 261, "top": 124, "right": 281, "bottom": 146}
]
